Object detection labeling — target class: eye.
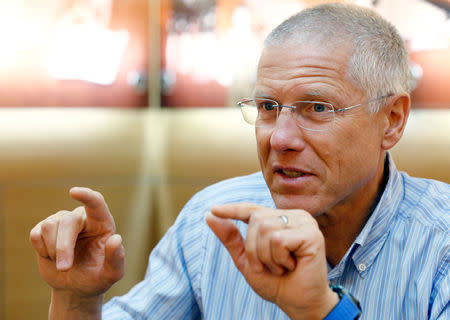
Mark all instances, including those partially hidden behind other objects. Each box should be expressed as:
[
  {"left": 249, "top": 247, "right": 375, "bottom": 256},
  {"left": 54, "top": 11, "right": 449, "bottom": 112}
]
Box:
[
  {"left": 256, "top": 100, "right": 277, "bottom": 111},
  {"left": 262, "top": 101, "right": 276, "bottom": 111},
  {"left": 313, "top": 103, "right": 326, "bottom": 112}
]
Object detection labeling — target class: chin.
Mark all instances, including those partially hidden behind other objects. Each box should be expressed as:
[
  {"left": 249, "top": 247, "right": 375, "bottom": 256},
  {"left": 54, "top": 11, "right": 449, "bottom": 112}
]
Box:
[{"left": 272, "top": 193, "right": 324, "bottom": 216}]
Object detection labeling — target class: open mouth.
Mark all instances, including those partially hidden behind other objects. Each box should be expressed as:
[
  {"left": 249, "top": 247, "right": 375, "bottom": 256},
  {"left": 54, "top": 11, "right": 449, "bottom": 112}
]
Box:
[{"left": 278, "top": 169, "right": 307, "bottom": 178}]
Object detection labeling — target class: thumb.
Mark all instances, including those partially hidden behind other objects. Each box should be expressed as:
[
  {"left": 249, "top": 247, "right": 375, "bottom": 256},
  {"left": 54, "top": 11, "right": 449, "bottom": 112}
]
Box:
[
  {"left": 103, "top": 234, "right": 125, "bottom": 283},
  {"left": 205, "top": 212, "right": 247, "bottom": 271}
]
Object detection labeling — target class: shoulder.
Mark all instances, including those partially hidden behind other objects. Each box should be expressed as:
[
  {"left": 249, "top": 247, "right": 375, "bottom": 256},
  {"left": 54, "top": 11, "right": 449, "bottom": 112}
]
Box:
[
  {"left": 395, "top": 174, "right": 449, "bottom": 295},
  {"left": 399, "top": 172, "right": 449, "bottom": 233},
  {"left": 185, "top": 172, "right": 273, "bottom": 211}
]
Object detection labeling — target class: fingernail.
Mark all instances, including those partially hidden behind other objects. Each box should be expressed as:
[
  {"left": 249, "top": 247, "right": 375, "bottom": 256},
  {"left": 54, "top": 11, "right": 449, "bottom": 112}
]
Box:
[{"left": 56, "top": 256, "right": 69, "bottom": 270}]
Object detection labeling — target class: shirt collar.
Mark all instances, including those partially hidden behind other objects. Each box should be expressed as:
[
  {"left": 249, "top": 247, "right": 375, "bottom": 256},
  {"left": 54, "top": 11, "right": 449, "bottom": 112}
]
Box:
[{"left": 328, "top": 154, "right": 405, "bottom": 279}]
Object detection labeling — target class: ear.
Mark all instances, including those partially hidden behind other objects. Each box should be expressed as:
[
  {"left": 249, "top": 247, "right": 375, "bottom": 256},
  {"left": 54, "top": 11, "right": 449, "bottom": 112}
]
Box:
[{"left": 381, "top": 93, "right": 410, "bottom": 150}]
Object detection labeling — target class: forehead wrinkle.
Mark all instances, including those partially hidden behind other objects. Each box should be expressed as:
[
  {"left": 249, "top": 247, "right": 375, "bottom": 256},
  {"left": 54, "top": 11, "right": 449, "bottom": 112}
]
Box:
[
  {"left": 287, "top": 63, "right": 347, "bottom": 81},
  {"left": 258, "top": 64, "right": 344, "bottom": 81},
  {"left": 257, "top": 71, "right": 357, "bottom": 103},
  {"left": 257, "top": 47, "right": 349, "bottom": 78},
  {"left": 255, "top": 49, "right": 357, "bottom": 102},
  {"left": 259, "top": 75, "right": 349, "bottom": 101},
  {"left": 256, "top": 63, "right": 347, "bottom": 93}
]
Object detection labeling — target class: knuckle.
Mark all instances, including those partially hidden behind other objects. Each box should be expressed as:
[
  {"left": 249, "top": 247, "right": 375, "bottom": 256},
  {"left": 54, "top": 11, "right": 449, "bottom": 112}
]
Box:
[
  {"left": 292, "top": 210, "right": 319, "bottom": 228},
  {"left": 294, "top": 209, "right": 311, "bottom": 219},
  {"left": 248, "top": 212, "right": 261, "bottom": 224},
  {"left": 29, "top": 228, "right": 42, "bottom": 244},
  {"left": 271, "top": 231, "right": 285, "bottom": 247},
  {"left": 67, "top": 207, "right": 84, "bottom": 222},
  {"left": 308, "top": 229, "right": 325, "bottom": 248},
  {"left": 56, "top": 210, "right": 70, "bottom": 218},
  {"left": 57, "top": 209, "right": 85, "bottom": 231},
  {"left": 41, "top": 218, "right": 57, "bottom": 233},
  {"left": 258, "top": 219, "right": 274, "bottom": 234}
]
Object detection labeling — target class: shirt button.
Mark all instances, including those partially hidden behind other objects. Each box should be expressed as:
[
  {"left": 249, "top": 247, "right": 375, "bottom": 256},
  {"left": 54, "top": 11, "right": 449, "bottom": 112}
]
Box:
[{"left": 358, "top": 263, "right": 367, "bottom": 272}]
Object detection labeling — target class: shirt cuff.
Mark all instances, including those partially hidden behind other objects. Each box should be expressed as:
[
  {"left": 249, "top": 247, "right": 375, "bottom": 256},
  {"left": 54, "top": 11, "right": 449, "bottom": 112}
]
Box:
[{"left": 323, "top": 294, "right": 361, "bottom": 320}]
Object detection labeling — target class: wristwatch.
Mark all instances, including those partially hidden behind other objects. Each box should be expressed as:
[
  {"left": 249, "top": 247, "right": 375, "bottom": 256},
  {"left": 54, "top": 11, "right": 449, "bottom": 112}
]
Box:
[{"left": 323, "top": 284, "right": 361, "bottom": 320}]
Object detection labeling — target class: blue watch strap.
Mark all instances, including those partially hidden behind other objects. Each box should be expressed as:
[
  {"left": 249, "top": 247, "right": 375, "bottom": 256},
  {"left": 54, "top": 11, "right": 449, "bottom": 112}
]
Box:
[{"left": 323, "top": 294, "right": 361, "bottom": 320}]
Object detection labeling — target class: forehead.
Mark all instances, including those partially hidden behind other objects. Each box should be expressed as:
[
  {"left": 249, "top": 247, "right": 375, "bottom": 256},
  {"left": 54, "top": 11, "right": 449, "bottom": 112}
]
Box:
[{"left": 254, "top": 44, "right": 362, "bottom": 101}]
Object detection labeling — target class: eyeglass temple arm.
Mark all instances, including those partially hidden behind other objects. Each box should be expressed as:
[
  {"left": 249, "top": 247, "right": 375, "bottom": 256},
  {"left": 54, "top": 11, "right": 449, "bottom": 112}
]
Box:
[{"left": 335, "top": 93, "right": 394, "bottom": 113}]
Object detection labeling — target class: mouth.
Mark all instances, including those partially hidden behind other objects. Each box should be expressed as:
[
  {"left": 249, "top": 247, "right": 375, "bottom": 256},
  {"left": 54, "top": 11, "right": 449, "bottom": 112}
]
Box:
[{"left": 275, "top": 167, "right": 311, "bottom": 178}]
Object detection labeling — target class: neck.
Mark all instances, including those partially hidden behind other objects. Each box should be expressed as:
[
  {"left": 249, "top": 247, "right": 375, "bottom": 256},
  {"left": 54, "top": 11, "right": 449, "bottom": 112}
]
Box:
[{"left": 318, "top": 156, "right": 390, "bottom": 267}]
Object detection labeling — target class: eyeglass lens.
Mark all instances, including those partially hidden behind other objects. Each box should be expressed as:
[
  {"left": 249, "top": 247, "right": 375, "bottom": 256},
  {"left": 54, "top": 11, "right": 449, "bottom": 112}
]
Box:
[{"left": 242, "top": 99, "right": 335, "bottom": 131}]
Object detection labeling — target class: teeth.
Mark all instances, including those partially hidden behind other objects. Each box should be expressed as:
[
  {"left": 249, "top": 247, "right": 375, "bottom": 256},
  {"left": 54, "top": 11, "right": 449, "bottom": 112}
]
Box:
[{"left": 281, "top": 170, "right": 305, "bottom": 178}]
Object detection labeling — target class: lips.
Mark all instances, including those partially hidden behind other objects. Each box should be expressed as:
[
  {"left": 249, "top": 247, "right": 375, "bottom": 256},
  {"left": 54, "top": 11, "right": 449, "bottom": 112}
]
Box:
[
  {"left": 280, "top": 169, "right": 306, "bottom": 178},
  {"left": 274, "top": 166, "right": 312, "bottom": 178}
]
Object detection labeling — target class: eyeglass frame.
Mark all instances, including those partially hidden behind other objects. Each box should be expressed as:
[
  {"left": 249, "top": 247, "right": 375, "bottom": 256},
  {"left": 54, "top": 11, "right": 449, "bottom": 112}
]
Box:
[{"left": 237, "top": 93, "right": 394, "bottom": 132}]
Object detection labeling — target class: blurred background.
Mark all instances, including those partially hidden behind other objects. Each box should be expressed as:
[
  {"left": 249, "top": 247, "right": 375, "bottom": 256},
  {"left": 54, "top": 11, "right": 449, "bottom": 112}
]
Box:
[
  {"left": 0, "top": 0, "right": 449, "bottom": 108},
  {"left": 0, "top": 0, "right": 449, "bottom": 319}
]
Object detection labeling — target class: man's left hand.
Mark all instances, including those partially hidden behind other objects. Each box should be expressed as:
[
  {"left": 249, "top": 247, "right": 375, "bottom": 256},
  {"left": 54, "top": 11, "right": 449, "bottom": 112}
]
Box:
[{"left": 206, "top": 203, "right": 338, "bottom": 320}]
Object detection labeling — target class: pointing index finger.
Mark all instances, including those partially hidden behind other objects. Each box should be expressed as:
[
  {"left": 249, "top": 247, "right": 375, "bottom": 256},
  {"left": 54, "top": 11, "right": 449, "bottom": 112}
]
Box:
[{"left": 210, "top": 203, "right": 263, "bottom": 223}]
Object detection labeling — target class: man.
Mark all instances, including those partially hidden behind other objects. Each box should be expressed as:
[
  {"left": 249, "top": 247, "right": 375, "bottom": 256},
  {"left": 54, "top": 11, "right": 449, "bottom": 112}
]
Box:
[{"left": 30, "top": 3, "right": 449, "bottom": 319}]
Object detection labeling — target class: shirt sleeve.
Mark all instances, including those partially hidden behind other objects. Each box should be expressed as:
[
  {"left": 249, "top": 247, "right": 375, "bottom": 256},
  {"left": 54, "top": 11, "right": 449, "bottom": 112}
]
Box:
[{"left": 102, "top": 195, "right": 207, "bottom": 319}]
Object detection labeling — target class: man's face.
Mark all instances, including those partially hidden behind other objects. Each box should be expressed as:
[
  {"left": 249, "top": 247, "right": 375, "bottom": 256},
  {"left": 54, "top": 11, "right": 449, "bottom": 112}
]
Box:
[{"left": 255, "top": 44, "right": 388, "bottom": 216}]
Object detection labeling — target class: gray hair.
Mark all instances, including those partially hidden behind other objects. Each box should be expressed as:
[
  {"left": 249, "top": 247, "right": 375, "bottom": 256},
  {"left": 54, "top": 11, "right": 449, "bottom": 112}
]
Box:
[{"left": 264, "top": 3, "right": 410, "bottom": 112}]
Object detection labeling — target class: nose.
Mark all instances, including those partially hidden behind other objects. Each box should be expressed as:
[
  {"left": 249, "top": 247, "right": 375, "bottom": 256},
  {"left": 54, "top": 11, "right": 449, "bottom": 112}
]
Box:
[{"left": 269, "top": 108, "right": 306, "bottom": 152}]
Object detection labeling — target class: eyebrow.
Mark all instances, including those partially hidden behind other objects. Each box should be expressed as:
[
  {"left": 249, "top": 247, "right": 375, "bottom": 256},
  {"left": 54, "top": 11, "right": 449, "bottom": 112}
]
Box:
[
  {"left": 253, "top": 92, "right": 273, "bottom": 99},
  {"left": 253, "top": 90, "right": 324, "bottom": 100}
]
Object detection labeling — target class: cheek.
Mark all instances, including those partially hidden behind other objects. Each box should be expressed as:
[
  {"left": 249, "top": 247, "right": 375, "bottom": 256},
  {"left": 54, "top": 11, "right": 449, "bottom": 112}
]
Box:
[
  {"left": 255, "top": 128, "right": 271, "bottom": 161},
  {"left": 320, "top": 122, "right": 365, "bottom": 169},
  {"left": 330, "top": 119, "right": 383, "bottom": 178}
]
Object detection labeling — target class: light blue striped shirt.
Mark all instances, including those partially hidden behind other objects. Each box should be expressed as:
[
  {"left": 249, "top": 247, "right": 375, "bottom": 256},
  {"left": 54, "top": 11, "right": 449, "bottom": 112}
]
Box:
[{"left": 103, "top": 159, "right": 449, "bottom": 319}]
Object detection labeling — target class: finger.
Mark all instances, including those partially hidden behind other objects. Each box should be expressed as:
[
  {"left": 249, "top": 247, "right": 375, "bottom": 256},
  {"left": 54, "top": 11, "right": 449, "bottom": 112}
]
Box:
[
  {"left": 245, "top": 215, "right": 265, "bottom": 273},
  {"left": 30, "top": 222, "right": 49, "bottom": 258},
  {"left": 210, "top": 203, "right": 264, "bottom": 223},
  {"left": 103, "top": 234, "right": 125, "bottom": 282},
  {"left": 277, "top": 227, "right": 324, "bottom": 260},
  {"left": 205, "top": 212, "right": 248, "bottom": 272},
  {"left": 255, "top": 217, "right": 286, "bottom": 275},
  {"left": 40, "top": 215, "right": 61, "bottom": 260},
  {"left": 270, "top": 230, "right": 297, "bottom": 271},
  {"left": 55, "top": 207, "right": 86, "bottom": 271},
  {"left": 70, "top": 187, "right": 115, "bottom": 230}
]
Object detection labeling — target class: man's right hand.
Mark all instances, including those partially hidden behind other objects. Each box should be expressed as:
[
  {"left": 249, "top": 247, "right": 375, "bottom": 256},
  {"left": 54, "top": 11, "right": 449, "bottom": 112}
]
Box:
[{"left": 29, "top": 187, "right": 125, "bottom": 319}]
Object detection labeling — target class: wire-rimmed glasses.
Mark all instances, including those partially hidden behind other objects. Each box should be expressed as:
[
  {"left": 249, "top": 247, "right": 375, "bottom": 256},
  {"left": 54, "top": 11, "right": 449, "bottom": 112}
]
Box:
[{"left": 237, "top": 94, "right": 393, "bottom": 132}]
